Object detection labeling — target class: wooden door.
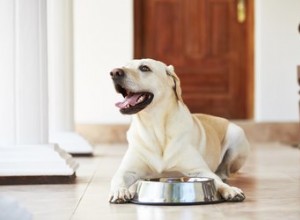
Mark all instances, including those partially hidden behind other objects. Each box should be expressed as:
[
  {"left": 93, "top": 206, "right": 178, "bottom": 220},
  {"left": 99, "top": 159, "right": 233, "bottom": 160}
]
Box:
[{"left": 134, "top": 0, "right": 253, "bottom": 119}]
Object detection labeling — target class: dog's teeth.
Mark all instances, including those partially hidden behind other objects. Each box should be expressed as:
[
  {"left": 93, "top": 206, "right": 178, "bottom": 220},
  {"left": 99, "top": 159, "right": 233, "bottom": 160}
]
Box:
[{"left": 137, "top": 95, "right": 145, "bottom": 103}]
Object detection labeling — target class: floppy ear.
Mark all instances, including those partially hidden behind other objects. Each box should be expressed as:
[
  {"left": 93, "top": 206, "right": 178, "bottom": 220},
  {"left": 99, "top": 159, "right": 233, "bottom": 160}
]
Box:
[{"left": 166, "top": 65, "right": 183, "bottom": 102}]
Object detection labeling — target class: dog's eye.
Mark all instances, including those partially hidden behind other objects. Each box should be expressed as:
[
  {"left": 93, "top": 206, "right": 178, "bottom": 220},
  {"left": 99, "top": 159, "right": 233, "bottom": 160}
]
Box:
[{"left": 139, "top": 65, "right": 151, "bottom": 72}]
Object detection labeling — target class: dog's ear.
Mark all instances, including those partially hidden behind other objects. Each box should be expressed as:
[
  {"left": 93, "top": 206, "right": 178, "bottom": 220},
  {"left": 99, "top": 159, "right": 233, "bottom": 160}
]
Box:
[{"left": 166, "top": 65, "right": 183, "bottom": 102}]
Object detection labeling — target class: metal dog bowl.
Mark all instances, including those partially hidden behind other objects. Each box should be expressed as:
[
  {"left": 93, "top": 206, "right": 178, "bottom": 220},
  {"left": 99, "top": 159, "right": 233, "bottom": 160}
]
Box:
[{"left": 131, "top": 177, "right": 224, "bottom": 205}]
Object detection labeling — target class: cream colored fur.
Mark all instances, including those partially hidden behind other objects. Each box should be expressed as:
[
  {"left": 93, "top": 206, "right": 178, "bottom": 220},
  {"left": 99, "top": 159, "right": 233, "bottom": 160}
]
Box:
[{"left": 109, "top": 59, "right": 250, "bottom": 203}]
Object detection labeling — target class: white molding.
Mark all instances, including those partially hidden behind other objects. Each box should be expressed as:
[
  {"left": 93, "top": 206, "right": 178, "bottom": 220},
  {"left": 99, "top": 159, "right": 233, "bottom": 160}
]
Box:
[
  {"left": 0, "top": 0, "right": 77, "bottom": 180},
  {"left": 47, "top": 0, "right": 93, "bottom": 154},
  {"left": 47, "top": 0, "right": 74, "bottom": 132},
  {"left": 0, "top": 0, "right": 16, "bottom": 145},
  {"left": 15, "top": 0, "right": 49, "bottom": 144}
]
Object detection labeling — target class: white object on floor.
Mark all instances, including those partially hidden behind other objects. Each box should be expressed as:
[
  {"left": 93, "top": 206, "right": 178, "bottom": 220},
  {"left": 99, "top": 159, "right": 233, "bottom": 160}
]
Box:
[
  {"left": 0, "top": 196, "right": 32, "bottom": 220},
  {"left": 50, "top": 132, "right": 93, "bottom": 155}
]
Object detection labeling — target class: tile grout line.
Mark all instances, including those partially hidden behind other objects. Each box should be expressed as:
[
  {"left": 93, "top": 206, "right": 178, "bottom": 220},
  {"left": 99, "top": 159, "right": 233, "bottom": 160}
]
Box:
[{"left": 69, "top": 161, "right": 100, "bottom": 220}]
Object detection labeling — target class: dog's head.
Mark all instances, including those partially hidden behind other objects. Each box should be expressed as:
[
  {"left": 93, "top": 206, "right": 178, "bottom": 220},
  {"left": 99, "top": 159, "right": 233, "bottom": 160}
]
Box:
[{"left": 110, "top": 58, "right": 182, "bottom": 114}]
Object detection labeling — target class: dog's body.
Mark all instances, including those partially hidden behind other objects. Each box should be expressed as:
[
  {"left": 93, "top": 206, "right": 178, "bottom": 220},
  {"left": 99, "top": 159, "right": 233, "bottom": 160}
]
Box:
[{"left": 109, "top": 59, "right": 250, "bottom": 203}]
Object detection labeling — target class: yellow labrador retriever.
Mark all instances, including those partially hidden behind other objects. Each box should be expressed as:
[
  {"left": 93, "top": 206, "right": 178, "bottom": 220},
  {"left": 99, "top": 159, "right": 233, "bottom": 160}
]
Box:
[{"left": 109, "top": 58, "right": 250, "bottom": 203}]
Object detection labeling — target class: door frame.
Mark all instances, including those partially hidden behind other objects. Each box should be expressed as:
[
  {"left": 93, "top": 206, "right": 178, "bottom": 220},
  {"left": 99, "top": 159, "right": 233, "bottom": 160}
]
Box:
[{"left": 133, "top": 0, "right": 254, "bottom": 119}]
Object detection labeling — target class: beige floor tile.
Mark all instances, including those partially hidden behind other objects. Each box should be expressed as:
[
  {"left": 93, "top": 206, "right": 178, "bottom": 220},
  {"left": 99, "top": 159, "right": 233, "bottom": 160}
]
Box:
[{"left": 0, "top": 143, "right": 299, "bottom": 220}]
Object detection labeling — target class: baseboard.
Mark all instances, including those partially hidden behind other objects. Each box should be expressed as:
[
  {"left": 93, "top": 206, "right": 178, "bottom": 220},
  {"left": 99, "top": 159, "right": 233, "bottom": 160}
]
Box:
[
  {"left": 75, "top": 124, "right": 129, "bottom": 145},
  {"left": 234, "top": 121, "right": 300, "bottom": 144},
  {"left": 76, "top": 122, "right": 300, "bottom": 145}
]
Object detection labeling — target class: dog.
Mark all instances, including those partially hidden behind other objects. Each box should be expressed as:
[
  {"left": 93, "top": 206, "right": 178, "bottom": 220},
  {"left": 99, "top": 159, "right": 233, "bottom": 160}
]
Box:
[{"left": 109, "top": 58, "right": 250, "bottom": 204}]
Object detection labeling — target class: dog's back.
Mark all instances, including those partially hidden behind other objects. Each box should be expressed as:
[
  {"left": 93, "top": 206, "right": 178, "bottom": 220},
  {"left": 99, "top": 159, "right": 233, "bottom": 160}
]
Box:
[{"left": 194, "top": 114, "right": 229, "bottom": 143}]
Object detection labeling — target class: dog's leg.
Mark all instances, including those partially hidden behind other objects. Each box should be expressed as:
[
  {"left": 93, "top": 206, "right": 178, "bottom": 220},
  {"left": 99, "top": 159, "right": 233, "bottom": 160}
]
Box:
[
  {"left": 178, "top": 149, "right": 246, "bottom": 202},
  {"left": 109, "top": 149, "right": 148, "bottom": 204},
  {"left": 109, "top": 170, "right": 140, "bottom": 204},
  {"left": 216, "top": 123, "right": 250, "bottom": 180},
  {"left": 185, "top": 169, "right": 245, "bottom": 202}
]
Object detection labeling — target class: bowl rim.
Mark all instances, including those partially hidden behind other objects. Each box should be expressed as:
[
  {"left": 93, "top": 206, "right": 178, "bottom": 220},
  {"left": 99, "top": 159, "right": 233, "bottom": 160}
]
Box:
[{"left": 140, "top": 176, "right": 214, "bottom": 183}]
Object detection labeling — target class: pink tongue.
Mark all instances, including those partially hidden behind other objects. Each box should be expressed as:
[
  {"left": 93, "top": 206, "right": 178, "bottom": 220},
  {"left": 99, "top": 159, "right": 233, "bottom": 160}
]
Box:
[{"left": 115, "top": 93, "right": 142, "bottom": 109}]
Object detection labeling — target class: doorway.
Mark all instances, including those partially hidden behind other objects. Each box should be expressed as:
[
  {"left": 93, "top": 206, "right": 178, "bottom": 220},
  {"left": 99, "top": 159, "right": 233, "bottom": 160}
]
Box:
[{"left": 134, "top": 0, "right": 254, "bottom": 119}]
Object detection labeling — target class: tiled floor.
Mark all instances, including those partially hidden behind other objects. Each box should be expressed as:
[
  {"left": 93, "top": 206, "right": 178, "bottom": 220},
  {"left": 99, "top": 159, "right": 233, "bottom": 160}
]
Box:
[{"left": 0, "top": 142, "right": 299, "bottom": 220}]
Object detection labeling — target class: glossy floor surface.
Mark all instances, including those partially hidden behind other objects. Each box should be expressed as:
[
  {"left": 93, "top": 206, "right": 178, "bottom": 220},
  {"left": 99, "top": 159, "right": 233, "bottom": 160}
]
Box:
[{"left": 0, "top": 143, "right": 299, "bottom": 220}]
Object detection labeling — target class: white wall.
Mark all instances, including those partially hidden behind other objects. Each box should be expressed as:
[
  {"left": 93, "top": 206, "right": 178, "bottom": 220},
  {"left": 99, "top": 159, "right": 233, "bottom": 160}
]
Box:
[
  {"left": 73, "top": 0, "right": 132, "bottom": 124},
  {"left": 255, "top": 0, "right": 300, "bottom": 121},
  {"left": 74, "top": 0, "right": 300, "bottom": 124}
]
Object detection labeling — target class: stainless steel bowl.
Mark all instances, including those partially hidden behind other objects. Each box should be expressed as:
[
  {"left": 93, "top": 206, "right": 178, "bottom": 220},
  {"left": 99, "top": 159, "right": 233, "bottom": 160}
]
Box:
[{"left": 131, "top": 177, "right": 224, "bottom": 205}]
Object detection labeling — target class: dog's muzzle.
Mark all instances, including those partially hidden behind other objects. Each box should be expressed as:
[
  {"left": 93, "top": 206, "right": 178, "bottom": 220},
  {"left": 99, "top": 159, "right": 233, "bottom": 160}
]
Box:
[{"left": 110, "top": 68, "right": 154, "bottom": 114}]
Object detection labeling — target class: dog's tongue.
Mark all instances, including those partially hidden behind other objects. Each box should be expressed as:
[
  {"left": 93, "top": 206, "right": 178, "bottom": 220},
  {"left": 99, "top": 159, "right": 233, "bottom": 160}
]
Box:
[{"left": 115, "top": 93, "right": 142, "bottom": 109}]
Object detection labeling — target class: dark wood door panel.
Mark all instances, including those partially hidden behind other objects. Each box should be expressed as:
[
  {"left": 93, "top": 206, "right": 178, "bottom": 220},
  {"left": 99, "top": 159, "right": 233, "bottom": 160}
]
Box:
[
  {"left": 184, "top": 97, "right": 231, "bottom": 117},
  {"left": 180, "top": 72, "right": 230, "bottom": 94},
  {"left": 134, "top": 0, "right": 253, "bottom": 119}
]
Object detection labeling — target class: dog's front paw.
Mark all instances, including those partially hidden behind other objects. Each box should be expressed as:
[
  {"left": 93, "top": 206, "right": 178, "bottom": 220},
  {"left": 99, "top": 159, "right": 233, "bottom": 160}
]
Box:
[
  {"left": 109, "top": 187, "right": 134, "bottom": 204},
  {"left": 218, "top": 186, "right": 245, "bottom": 202}
]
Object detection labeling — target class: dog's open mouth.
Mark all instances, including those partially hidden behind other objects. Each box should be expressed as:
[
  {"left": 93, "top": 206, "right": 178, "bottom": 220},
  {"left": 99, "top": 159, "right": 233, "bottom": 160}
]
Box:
[{"left": 114, "top": 84, "right": 154, "bottom": 114}]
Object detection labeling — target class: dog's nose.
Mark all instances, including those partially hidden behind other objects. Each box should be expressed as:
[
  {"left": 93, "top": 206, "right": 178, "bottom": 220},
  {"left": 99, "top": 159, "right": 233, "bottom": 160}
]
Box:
[{"left": 110, "top": 68, "right": 125, "bottom": 80}]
